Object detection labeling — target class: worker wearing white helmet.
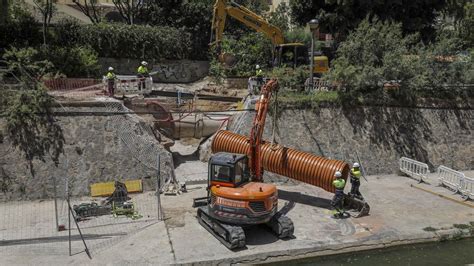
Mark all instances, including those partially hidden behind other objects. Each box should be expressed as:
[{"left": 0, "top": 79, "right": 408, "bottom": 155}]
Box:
[
  {"left": 331, "top": 171, "right": 345, "bottom": 218},
  {"left": 254, "top": 64, "right": 264, "bottom": 91},
  {"left": 255, "top": 64, "right": 263, "bottom": 77},
  {"left": 105, "top": 66, "right": 116, "bottom": 97},
  {"left": 349, "top": 162, "right": 364, "bottom": 200},
  {"left": 137, "top": 61, "right": 150, "bottom": 90}
]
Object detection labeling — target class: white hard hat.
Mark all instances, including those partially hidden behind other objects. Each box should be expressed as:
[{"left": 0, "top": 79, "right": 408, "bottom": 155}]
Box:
[
  {"left": 108, "top": 66, "right": 114, "bottom": 71},
  {"left": 141, "top": 61, "right": 148, "bottom": 65},
  {"left": 256, "top": 65, "right": 260, "bottom": 69},
  {"left": 335, "top": 171, "right": 342, "bottom": 178},
  {"left": 353, "top": 162, "right": 360, "bottom": 168}
]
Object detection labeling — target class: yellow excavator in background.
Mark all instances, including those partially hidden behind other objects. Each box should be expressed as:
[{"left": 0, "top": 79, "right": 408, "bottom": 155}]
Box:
[{"left": 210, "top": 0, "right": 329, "bottom": 76}]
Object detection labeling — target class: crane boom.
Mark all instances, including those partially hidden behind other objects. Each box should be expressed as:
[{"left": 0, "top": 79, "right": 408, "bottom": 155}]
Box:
[
  {"left": 211, "top": 0, "right": 285, "bottom": 47},
  {"left": 248, "top": 79, "right": 278, "bottom": 182}
]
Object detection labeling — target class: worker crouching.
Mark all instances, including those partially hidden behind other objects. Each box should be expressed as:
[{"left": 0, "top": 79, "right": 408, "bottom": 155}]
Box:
[{"left": 331, "top": 171, "right": 346, "bottom": 218}]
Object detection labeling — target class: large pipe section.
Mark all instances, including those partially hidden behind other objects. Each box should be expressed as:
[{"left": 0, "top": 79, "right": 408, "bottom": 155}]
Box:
[{"left": 211, "top": 130, "right": 349, "bottom": 193}]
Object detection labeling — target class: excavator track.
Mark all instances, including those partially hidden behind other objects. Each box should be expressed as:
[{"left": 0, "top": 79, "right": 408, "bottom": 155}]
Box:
[
  {"left": 266, "top": 213, "right": 294, "bottom": 239},
  {"left": 196, "top": 207, "right": 246, "bottom": 250}
]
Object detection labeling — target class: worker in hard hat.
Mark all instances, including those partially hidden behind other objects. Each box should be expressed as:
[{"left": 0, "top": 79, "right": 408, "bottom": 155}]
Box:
[
  {"left": 106, "top": 66, "right": 116, "bottom": 97},
  {"left": 349, "top": 162, "right": 363, "bottom": 200},
  {"left": 331, "top": 171, "right": 346, "bottom": 218},
  {"left": 137, "top": 61, "right": 149, "bottom": 90},
  {"left": 252, "top": 64, "right": 264, "bottom": 93},
  {"left": 255, "top": 65, "right": 263, "bottom": 78}
]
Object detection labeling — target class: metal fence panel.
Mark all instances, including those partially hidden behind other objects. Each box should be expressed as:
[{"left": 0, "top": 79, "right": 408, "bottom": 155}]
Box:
[
  {"left": 399, "top": 157, "right": 429, "bottom": 182},
  {"left": 437, "top": 165, "right": 465, "bottom": 192}
]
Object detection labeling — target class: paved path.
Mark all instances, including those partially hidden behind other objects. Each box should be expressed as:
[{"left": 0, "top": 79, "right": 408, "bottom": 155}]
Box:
[{"left": 2, "top": 171, "right": 472, "bottom": 265}]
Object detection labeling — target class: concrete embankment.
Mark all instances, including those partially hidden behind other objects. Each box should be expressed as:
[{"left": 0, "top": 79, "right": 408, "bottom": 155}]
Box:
[
  {"left": 228, "top": 104, "right": 473, "bottom": 175},
  {"left": 0, "top": 100, "right": 174, "bottom": 200}
]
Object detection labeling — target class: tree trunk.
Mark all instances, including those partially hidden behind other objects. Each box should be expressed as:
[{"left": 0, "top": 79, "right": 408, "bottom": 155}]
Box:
[
  {"left": 0, "top": 0, "right": 8, "bottom": 24},
  {"left": 43, "top": 17, "right": 47, "bottom": 45}
]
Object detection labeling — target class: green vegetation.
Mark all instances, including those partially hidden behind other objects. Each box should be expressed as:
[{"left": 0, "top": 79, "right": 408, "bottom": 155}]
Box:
[
  {"left": 277, "top": 91, "right": 340, "bottom": 109},
  {"left": 423, "top": 226, "right": 438, "bottom": 232},
  {"left": 453, "top": 224, "right": 471, "bottom": 230},
  {"left": 290, "top": 0, "right": 449, "bottom": 41},
  {"left": 3, "top": 45, "right": 100, "bottom": 78},
  {"left": 325, "top": 17, "right": 473, "bottom": 105}
]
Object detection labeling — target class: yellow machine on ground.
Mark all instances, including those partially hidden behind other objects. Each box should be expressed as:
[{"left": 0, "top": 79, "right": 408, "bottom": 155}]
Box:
[{"left": 210, "top": 0, "right": 328, "bottom": 76}]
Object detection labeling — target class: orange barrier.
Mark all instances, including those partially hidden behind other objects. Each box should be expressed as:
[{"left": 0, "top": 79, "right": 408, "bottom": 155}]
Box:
[{"left": 211, "top": 130, "right": 349, "bottom": 193}]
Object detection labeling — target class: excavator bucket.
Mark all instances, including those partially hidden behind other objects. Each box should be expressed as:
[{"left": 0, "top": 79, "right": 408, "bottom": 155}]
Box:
[
  {"left": 343, "top": 196, "right": 370, "bottom": 218},
  {"left": 218, "top": 52, "right": 238, "bottom": 68}
]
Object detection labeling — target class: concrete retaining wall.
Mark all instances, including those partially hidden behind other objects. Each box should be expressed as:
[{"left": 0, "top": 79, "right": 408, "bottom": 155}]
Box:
[
  {"left": 99, "top": 58, "right": 209, "bottom": 83},
  {"left": 0, "top": 104, "right": 174, "bottom": 200},
  {"left": 222, "top": 77, "right": 248, "bottom": 90},
  {"left": 229, "top": 105, "right": 473, "bottom": 174}
]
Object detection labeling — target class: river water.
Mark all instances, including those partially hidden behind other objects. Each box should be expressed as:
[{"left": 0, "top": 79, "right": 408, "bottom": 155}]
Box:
[{"left": 270, "top": 238, "right": 474, "bottom": 266}]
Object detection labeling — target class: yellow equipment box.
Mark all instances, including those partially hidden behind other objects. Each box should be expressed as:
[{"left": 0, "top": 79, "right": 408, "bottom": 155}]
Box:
[{"left": 90, "top": 179, "right": 143, "bottom": 197}]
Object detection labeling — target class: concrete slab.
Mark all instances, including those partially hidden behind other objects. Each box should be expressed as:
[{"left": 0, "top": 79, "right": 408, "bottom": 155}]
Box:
[{"left": 1, "top": 173, "right": 473, "bottom": 265}]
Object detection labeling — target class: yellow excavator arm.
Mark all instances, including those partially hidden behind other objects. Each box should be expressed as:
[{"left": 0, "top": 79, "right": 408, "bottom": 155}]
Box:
[{"left": 211, "top": 0, "right": 285, "bottom": 47}]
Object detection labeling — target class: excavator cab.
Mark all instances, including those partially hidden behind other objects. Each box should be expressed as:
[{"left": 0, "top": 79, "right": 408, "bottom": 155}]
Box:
[
  {"left": 209, "top": 152, "right": 250, "bottom": 188},
  {"left": 274, "top": 43, "right": 308, "bottom": 68}
]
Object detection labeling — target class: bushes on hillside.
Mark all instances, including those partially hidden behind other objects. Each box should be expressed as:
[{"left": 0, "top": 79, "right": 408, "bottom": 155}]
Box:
[
  {"left": 3, "top": 46, "right": 100, "bottom": 79},
  {"left": 76, "top": 23, "right": 192, "bottom": 60},
  {"left": 326, "top": 17, "right": 472, "bottom": 102},
  {"left": 2, "top": 18, "right": 192, "bottom": 61}
]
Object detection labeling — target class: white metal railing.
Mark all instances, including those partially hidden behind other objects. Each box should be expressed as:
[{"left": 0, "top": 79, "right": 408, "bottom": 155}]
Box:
[
  {"left": 459, "top": 175, "right": 474, "bottom": 200},
  {"left": 399, "top": 157, "right": 429, "bottom": 183},
  {"left": 103, "top": 75, "right": 153, "bottom": 92},
  {"left": 437, "top": 165, "right": 465, "bottom": 193}
]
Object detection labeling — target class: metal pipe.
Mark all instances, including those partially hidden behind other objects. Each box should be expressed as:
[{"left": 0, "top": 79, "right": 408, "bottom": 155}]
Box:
[{"left": 211, "top": 130, "right": 349, "bottom": 193}]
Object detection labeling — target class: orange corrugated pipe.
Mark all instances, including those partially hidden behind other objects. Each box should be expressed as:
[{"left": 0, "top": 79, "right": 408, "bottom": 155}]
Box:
[{"left": 211, "top": 130, "right": 349, "bottom": 193}]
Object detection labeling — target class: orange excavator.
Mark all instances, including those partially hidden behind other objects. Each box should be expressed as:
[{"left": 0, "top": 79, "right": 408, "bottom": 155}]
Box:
[
  {"left": 193, "top": 79, "right": 291, "bottom": 249},
  {"left": 193, "top": 80, "right": 368, "bottom": 249}
]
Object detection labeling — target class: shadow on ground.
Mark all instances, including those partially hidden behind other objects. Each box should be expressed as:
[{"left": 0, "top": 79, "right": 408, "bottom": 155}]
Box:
[{"left": 278, "top": 189, "right": 332, "bottom": 210}]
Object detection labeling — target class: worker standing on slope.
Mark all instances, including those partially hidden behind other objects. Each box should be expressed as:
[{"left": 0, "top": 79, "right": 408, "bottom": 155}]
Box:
[
  {"left": 137, "top": 61, "right": 149, "bottom": 90},
  {"left": 331, "top": 171, "right": 346, "bottom": 218},
  {"left": 256, "top": 64, "right": 264, "bottom": 82},
  {"left": 106, "top": 66, "right": 116, "bottom": 97},
  {"left": 349, "top": 162, "right": 363, "bottom": 200}
]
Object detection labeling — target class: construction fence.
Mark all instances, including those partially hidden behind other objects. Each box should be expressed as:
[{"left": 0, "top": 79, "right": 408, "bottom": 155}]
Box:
[
  {"left": 1, "top": 75, "right": 170, "bottom": 257},
  {"left": 0, "top": 160, "right": 164, "bottom": 258}
]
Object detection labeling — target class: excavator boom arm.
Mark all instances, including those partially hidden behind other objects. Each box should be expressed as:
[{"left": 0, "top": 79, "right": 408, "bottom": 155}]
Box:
[
  {"left": 248, "top": 79, "right": 278, "bottom": 181},
  {"left": 211, "top": 0, "right": 285, "bottom": 47}
]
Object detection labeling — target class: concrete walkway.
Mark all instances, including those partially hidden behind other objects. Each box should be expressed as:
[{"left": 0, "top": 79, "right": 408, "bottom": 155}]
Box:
[{"left": 2, "top": 172, "right": 473, "bottom": 265}]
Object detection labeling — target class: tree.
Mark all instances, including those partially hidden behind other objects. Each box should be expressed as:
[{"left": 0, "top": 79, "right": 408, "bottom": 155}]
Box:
[
  {"left": 459, "top": 2, "right": 474, "bottom": 48},
  {"left": 1, "top": 50, "right": 64, "bottom": 176},
  {"left": 112, "top": 0, "right": 145, "bottom": 25},
  {"left": 289, "top": 0, "right": 448, "bottom": 41},
  {"left": 0, "top": 0, "right": 8, "bottom": 24},
  {"left": 32, "top": 0, "right": 57, "bottom": 45},
  {"left": 325, "top": 17, "right": 423, "bottom": 98},
  {"left": 268, "top": 2, "right": 290, "bottom": 32},
  {"left": 441, "top": 0, "right": 470, "bottom": 30},
  {"left": 72, "top": 0, "right": 102, "bottom": 24}
]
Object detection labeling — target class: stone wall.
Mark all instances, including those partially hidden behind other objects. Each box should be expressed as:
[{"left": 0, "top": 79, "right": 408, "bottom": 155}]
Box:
[
  {"left": 228, "top": 104, "right": 473, "bottom": 175},
  {"left": 0, "top": 103, "right": 174, "bottom": 200},
  {"left": 99, "top": 58, "right": 209, "bottom": 83},
  {"left": 222, "top": 78, "right": 249, "bottom": 90}
]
